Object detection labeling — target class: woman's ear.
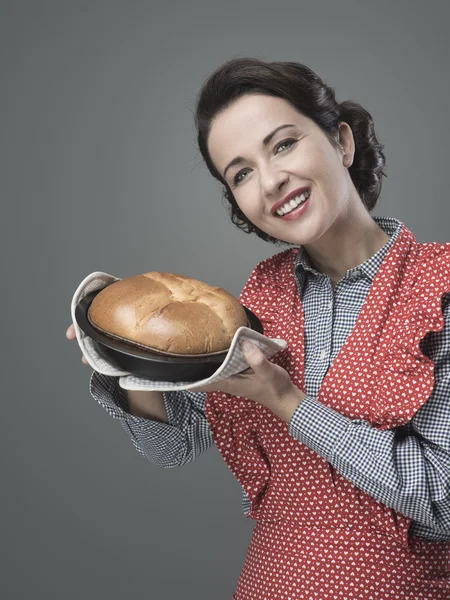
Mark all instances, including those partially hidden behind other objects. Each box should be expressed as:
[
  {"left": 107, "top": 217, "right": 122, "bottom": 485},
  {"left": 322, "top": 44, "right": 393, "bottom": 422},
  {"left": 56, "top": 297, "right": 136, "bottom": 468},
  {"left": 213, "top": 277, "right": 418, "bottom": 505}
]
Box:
[{"left": 338, "top": 122, "right": 355, "bottom": 168}]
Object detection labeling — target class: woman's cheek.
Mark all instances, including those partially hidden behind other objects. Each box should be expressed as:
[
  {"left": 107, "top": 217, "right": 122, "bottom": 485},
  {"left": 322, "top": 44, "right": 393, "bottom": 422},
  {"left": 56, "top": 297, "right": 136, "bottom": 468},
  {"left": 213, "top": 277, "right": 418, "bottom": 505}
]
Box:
[
  {"left": 236, "top": 195, "right": 257, "bottom": 221},
  {"left": 288, "top": 150, "right": 315, "bottom": 175}
]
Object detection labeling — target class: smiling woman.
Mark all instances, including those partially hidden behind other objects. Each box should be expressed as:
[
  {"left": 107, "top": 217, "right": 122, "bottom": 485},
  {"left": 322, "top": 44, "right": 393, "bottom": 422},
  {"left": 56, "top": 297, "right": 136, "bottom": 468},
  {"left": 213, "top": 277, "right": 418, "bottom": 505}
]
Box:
[
  {"left": 195, "top": 59, "right": 386, "bottom": 245},
  {"left": 87, "top": 57, "right": 450, "bottom": 600}
]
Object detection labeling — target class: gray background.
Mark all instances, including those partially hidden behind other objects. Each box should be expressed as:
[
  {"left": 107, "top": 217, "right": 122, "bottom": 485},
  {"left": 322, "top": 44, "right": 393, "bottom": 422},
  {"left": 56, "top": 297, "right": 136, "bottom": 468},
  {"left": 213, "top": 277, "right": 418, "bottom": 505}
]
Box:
[{"left": 1, "top": 0, "right": 449, "bottom": 598}]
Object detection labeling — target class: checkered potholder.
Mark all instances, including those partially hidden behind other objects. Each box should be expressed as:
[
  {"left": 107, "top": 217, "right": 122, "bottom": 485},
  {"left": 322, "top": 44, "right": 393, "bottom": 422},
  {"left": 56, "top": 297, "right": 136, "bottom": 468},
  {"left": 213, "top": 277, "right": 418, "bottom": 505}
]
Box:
[{"left": 71, "top": 271, "right": 288, "bottom": 392}]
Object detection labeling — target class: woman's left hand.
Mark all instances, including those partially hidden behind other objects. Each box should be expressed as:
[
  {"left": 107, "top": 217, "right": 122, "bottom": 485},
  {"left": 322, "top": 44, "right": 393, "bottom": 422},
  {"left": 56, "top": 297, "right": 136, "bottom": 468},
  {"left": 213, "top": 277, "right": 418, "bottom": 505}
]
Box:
[{"left": 195, "top": 341, "right": 307, "bottom": 422}]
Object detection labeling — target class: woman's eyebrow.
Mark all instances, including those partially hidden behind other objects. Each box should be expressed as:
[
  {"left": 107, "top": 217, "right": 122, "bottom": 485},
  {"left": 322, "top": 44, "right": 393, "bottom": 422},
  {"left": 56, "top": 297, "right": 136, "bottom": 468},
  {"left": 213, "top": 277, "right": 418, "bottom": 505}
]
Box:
[{"left": 223, "top": 123, "right": 297, "bottom": 179}]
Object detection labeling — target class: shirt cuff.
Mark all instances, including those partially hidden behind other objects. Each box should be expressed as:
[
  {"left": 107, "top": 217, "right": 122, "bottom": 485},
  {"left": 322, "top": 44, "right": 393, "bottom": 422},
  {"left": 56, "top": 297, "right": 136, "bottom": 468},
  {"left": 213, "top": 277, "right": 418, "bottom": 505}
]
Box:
[
  {"left": 288, "top": 395, "right": 355, "bottom": 461},
  {"left": 89, "top": 370, "right": 174, "bottom": 424}
]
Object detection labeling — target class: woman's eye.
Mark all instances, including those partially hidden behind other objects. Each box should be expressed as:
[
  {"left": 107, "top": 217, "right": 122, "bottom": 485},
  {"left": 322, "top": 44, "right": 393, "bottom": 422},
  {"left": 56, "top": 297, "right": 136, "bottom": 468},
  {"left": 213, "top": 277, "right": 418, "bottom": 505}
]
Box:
[
  {"left": 231, "top": 138, "right": 298, "bottom": 187},
  {"left": 233, "top": 168, "right": 251, "bottom": 186},
  {"left": 275, "top": 138, "right": 297, "bottom": 153}
]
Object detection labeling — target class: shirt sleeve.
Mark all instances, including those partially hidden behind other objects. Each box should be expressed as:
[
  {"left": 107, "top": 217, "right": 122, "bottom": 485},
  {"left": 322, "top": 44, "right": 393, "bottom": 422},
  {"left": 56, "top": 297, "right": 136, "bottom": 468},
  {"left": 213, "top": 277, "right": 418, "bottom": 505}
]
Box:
[
  {"left": 89, "top": 371, "right": 214, "bottom": 468},
  {"left": 288, "top": 293, "right": 450, "bottom": 539}
]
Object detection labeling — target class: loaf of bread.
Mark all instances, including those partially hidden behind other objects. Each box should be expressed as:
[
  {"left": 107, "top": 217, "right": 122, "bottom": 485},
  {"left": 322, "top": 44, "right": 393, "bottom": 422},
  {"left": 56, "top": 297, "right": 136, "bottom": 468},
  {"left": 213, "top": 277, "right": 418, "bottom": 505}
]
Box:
[{"left": 88, "top": 271, "right": 248, "bottom": 354}]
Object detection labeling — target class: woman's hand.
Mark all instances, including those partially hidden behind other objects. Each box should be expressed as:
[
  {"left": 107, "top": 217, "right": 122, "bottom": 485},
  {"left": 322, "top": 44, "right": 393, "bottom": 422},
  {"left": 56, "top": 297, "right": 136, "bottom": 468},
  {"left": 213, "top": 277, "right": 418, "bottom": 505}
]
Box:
[
  {"left": 66, "top": 323, "right": 90, "bottom": 365},
  {"left": 195, "top": 341, "right": 306, "bottom": 422}
]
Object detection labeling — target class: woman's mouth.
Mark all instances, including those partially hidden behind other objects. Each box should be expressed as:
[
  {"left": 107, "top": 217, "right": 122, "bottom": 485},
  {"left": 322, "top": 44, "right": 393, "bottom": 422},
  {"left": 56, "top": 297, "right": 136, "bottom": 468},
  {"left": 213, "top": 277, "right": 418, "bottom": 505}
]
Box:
[{"left": 274, "top": 189, "right": 312, "bottom": 220}]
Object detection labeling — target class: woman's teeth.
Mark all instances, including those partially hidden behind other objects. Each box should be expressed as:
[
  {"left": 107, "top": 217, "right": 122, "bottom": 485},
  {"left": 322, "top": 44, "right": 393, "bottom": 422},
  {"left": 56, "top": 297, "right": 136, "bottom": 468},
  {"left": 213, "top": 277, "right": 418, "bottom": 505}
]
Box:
[{"left": 276, "top": 189, "right": 311, "bottom": 216}]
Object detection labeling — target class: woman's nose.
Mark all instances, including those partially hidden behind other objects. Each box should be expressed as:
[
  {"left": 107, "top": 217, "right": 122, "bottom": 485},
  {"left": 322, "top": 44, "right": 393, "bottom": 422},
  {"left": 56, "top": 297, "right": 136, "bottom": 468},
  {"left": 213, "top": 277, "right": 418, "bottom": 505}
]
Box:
[{"left": 260, "top": 167, "right": 289, "bottom": 197}]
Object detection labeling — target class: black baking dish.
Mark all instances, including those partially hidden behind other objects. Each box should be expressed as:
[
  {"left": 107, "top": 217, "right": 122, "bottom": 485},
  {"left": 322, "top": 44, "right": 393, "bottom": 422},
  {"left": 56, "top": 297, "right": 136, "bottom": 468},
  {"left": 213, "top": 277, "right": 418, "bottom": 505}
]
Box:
[{"left": 75, "top": 289, "right": 264, "bottom": 381}]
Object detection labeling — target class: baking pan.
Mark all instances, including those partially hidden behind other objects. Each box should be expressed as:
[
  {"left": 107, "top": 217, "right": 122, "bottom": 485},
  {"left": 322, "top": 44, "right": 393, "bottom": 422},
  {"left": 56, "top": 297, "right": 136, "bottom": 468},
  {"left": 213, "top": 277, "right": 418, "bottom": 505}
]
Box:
[{"left": 75, "top": 289, "right": 264, "bottom": 381}]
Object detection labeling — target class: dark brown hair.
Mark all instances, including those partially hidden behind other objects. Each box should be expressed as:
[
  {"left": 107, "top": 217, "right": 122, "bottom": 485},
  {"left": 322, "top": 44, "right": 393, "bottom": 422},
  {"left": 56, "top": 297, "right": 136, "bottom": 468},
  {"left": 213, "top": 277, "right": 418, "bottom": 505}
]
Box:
[{"left": 195, "top": 57, "right": 387, "bottom": 246}]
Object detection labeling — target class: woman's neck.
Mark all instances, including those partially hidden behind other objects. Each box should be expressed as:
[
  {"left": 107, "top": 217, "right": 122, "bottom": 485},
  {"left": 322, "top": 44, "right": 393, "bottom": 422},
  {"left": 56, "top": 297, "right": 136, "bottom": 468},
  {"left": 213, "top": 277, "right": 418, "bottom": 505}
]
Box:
[{"left": 303, "top": 208, "right": 390, "bottom": 285}]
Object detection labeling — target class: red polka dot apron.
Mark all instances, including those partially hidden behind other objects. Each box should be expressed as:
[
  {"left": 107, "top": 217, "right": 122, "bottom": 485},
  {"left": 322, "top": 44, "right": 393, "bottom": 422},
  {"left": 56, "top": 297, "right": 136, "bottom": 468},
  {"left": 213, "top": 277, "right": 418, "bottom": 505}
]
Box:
[{"left": 206, "top": 223, "right": 450, "bottom": 599}]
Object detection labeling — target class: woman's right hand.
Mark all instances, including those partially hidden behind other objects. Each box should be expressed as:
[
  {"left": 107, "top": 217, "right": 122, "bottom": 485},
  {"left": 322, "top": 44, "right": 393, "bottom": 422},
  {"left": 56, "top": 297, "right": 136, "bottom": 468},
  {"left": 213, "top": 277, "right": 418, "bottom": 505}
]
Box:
[{"left": 66, "top": 323, "right": 89, "bottom": 365}]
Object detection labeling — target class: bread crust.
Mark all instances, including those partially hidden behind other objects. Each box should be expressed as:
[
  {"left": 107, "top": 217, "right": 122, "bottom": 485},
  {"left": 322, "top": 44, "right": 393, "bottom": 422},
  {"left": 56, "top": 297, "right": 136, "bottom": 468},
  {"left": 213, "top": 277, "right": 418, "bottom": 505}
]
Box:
[{"left": 88, "top": 272, "right": 248, "bottom": 354}]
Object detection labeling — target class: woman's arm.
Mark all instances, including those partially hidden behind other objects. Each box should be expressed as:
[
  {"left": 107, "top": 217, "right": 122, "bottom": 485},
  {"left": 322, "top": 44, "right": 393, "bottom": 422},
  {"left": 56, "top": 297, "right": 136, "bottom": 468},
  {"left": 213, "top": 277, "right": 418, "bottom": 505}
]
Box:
[
  {"left": 125, "top": 389, "right": 168, "bottom": 422},
  {"left": 89, "top": 372, "right": 213, "bottom": 468},
  {"left": 289, "top": 293, "right": 450, "bottom": 537},
  {"left": 290, "top": 388, "right": 450, "bottom": 536}
]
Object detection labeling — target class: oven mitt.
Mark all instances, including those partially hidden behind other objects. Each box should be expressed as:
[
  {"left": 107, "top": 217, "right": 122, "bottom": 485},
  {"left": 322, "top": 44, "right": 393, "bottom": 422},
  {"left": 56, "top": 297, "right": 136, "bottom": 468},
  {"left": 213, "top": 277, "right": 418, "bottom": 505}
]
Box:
[{"left": 71, "top": 271, "right": 288, "bottom": 392}]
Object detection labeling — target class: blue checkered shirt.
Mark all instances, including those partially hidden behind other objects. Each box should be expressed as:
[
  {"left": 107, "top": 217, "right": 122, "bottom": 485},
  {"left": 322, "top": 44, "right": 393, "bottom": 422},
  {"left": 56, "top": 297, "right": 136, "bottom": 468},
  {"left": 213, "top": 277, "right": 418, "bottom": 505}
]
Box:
[{"left": 90, "top": 216, "right": 450, "bottom": 541}]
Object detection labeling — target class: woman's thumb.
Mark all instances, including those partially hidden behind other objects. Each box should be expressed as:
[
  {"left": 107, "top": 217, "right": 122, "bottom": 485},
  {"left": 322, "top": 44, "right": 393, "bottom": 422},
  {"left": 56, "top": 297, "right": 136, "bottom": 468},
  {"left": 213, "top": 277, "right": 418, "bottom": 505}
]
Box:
[{"left": 241, "top": 341, "right": 266, "bottom": 368}]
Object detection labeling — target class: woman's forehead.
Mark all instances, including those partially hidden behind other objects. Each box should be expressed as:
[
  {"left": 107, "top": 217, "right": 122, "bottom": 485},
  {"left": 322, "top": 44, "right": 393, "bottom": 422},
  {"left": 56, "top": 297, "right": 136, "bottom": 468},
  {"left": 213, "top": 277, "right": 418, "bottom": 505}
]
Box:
[
  {"left": 213, "top": 94, "right": 307, "bottom": 133},
  {"left": 208, "top": 95, "right": 311, "bottom": 163}
]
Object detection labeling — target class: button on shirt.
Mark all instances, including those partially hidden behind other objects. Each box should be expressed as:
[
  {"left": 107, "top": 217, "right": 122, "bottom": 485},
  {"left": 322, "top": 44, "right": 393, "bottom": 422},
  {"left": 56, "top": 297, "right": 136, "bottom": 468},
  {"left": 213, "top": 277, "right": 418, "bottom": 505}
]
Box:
[{"left": 90, "top": 216, "right": 450, "bottom": 541}]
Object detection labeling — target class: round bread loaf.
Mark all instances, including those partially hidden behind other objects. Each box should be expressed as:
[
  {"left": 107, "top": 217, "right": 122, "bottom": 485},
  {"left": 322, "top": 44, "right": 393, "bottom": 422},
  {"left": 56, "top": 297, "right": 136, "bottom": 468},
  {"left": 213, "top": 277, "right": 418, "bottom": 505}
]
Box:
[{"left": 88, "top": 271, "right": 249, "bottom": 354}]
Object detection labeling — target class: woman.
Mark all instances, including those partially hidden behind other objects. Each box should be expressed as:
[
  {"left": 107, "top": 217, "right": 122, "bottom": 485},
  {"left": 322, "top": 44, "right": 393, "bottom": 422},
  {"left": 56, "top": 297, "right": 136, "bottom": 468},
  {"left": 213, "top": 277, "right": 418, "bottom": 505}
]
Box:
[{"left": 68, "top": 57, "right": 450, "bottom": 598}]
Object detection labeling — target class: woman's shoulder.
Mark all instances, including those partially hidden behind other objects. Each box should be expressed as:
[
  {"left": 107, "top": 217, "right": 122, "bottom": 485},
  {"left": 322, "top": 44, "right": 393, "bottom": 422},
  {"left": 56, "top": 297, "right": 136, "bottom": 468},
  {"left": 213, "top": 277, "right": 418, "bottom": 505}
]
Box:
[
  {"left": 416, "top": 238, "right": 450, "bottom": 267},
  {"left": 396, "top": 239, "right": 450, "bottom": 353},
  {"left": 409, "top": 240, "right": 450, "bottom": 300},
  {"left": 238, "top": 248, "right": 297, "bottom": 308},
  {"left": 250, "top": 247, "right": 298, "bottom": 285}
]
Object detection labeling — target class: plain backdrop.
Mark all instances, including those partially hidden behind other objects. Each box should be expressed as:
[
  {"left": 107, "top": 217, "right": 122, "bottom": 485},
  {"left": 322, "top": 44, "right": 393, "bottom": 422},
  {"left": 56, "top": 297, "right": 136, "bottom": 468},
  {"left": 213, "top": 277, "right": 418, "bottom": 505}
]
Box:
[{"left": 1, "top": 1, "right": 449, "bottom": 598}]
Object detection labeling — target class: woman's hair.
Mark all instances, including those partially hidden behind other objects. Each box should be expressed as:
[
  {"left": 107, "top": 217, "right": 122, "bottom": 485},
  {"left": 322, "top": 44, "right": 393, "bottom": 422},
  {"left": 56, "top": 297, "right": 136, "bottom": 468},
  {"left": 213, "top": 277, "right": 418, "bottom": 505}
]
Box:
[{"left": 194, "top": 57, "right": 387, "bottom": 246}]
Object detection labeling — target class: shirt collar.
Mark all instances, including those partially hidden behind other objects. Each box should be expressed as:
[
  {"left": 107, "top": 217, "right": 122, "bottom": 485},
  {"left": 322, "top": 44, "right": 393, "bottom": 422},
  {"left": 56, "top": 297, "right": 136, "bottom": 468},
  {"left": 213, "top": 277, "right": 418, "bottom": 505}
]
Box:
[{"left": 294, "top": 216, "right": 404, "bottom": 291}]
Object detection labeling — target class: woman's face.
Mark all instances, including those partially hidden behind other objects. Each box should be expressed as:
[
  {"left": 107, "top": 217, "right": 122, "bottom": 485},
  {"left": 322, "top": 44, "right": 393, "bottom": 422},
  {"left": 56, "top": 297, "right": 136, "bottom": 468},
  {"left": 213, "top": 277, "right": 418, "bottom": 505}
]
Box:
[{"left": 207, "top": 93, "right": 356, "bottom": 246}]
